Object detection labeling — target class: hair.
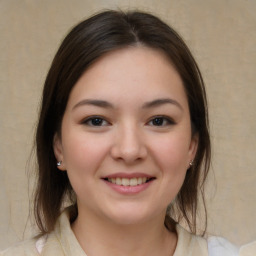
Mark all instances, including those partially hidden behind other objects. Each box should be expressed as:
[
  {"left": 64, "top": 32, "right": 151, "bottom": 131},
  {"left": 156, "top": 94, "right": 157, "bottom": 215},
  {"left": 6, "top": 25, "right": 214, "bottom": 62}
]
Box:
[{"left": 34, "top": 10, "right": 211, "bottom": 235}]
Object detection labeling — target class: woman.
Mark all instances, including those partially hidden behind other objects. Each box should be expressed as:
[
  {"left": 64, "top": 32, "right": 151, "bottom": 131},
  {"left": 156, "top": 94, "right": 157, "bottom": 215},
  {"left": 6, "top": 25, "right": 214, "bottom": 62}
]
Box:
[{"left": 1, "top": 10, "right": 239, "bottom": 255}]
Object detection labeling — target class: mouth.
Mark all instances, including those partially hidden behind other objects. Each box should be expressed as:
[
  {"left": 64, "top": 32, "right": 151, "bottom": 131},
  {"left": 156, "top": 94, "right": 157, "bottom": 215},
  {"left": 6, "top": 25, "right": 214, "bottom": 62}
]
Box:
[{"left": 103, "top": 177, "right": 155, "bottom": 186}]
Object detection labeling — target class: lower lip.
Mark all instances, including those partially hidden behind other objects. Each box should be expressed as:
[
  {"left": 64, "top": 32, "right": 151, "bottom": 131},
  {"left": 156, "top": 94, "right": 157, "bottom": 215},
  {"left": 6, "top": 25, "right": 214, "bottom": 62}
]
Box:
[{"left": 102, "top": 179, "right": 154, "bottom": 195}]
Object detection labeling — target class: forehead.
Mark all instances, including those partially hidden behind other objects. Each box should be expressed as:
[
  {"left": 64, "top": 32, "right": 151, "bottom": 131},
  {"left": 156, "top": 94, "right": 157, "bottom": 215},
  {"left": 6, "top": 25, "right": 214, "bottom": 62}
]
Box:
[{"left": 66, "top": 46, "right": 188, "bottom": 110}]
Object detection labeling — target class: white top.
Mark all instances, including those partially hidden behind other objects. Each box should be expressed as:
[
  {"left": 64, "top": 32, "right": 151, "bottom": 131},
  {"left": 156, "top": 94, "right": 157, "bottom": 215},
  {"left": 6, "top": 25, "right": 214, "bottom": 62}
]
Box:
[
  {"left": 0, "top": 208, "right": 247, "bottom": 256},
  {"left": 208, "top": 236, "right": 239, "bottom": 256},
  {"left": 34, "top": 232, "right": 241, "bottom": 255}
]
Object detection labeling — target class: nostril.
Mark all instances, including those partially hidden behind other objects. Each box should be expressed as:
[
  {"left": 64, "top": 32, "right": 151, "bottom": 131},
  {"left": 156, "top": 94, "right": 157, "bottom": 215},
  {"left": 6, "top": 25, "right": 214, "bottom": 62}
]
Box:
[
  {"left": 110, "top": 143, "right": 147, "bottom": 163},
  {"left": 109, "top": 129, "right": 148, "bottom": 164}
]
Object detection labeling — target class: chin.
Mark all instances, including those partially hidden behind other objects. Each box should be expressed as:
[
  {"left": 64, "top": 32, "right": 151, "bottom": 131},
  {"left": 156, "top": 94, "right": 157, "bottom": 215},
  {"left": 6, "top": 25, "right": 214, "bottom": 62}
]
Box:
[{"left": 104, "top": 206, "right": 161, "bottom": 226}]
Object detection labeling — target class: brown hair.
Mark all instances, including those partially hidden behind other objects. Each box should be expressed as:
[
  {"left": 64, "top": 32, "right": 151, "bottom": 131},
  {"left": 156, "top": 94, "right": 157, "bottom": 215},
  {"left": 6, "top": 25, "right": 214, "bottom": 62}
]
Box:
[{"left": 34, "top": 10, "right": 210, "bottom": 235}]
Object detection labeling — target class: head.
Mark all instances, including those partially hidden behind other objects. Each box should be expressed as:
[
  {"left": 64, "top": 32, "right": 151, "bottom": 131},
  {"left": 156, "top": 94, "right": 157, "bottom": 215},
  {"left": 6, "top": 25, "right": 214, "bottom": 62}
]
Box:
[{"left": 35, "top": 10, "right": 210, "bottom": 234}]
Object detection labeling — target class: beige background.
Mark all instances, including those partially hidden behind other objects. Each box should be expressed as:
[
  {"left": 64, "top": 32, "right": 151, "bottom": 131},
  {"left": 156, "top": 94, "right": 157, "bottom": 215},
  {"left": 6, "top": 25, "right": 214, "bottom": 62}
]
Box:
[{"left": 0, "top": 0, "right": 255, "bottom": 250}]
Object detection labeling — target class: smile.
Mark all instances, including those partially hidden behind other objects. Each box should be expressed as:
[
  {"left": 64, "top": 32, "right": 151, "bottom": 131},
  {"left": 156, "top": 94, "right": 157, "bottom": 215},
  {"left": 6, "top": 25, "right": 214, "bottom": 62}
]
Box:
[{"left": 106, "top": 177, "right": 153, "bottom": 186}]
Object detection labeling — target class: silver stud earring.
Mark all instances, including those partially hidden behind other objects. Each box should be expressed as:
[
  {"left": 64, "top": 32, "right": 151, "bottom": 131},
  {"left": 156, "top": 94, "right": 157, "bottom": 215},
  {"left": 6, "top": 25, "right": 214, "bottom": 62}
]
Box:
[
  {"left": 57, "top": 161, "right": 62, "bottom": 166},
  {"left": 189, "top": 160, "right": 194, "bottom": 167}
]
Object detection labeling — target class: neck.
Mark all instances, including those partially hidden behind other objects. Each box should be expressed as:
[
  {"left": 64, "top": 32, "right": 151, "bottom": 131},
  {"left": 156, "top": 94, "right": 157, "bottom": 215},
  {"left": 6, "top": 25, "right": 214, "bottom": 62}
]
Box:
[{"left": 71, "top": 209, "right": 177, "bottom": 256}]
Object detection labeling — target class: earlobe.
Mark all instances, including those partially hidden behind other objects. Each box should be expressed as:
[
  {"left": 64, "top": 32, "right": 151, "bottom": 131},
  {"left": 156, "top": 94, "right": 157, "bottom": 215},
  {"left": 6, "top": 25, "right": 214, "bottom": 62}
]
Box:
[
  {"left": 187, "top": 134, "right": 198, "bottom": 169},
  {"left": 53, "top": 134, "right": 66, "bottom": 171}
]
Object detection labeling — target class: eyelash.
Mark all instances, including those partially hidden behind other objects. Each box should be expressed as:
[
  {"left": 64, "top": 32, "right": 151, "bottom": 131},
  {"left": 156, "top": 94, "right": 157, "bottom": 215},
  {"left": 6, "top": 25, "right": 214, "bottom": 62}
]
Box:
[
  {"left": 81, "top": 116, "right": 110, "bottom": 127},
  {"left": 147, "top": 116, "right": 175, "bottom": 127},
  {"left": 81, "top": 115, "right": 175, "bottom": 127}
]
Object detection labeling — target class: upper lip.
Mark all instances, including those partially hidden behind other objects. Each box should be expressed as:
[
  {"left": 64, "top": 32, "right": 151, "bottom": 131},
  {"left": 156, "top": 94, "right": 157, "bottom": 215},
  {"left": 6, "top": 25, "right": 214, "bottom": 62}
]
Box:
[{"left": 102, "top": 173, "right": 155, "bottom": 179}]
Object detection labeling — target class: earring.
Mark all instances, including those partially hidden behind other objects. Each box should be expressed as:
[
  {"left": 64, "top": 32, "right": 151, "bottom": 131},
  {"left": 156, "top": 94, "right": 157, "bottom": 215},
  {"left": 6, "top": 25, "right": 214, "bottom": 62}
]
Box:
[
  {"left": 189, "top": 160, "right": 194, "bottom": 167},
  {"left": 57, "top": 161, "right": 62, "bottom": 166}
]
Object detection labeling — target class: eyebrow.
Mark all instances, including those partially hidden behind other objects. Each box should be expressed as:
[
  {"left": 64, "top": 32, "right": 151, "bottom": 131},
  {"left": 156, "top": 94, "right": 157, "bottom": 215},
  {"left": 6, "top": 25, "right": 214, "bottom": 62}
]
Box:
[
  {"left": 72, "top": 99, "right": 114, "bottom": 110},
  {"left": 142, "top": 98, "right": 183, "bottom": 110},
  {"left": 72, "top": 98, "right": 183, "bottom": 111}
]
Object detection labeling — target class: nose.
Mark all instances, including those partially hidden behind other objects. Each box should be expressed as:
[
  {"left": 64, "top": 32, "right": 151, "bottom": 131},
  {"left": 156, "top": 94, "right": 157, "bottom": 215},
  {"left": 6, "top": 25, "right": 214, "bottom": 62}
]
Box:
[{"left": 110, "top": 123, "right": 147, "bottom": 164}]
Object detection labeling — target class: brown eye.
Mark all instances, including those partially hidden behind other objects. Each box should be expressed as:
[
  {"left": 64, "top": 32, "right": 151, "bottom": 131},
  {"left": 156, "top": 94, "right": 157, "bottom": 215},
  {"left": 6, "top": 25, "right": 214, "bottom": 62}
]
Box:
[
  {"left": 148, "top": 116, "right": 175, "bottom": 126},
  {"left": 152, "top": 118, "right": 164, "bottom": 126},
  {"left": 82, "top": 116, "right": 110, "bottom": 126}
]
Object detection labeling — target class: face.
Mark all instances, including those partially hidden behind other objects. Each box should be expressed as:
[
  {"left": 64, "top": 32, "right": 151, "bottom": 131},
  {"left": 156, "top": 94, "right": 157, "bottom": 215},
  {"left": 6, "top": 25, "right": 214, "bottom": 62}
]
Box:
[{"left": 54, "top": 46, "right": 198, "bottom": 226}]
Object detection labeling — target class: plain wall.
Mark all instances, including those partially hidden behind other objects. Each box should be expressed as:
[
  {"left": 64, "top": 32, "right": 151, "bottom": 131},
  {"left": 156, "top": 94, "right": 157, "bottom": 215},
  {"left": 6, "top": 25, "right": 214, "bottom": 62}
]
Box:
[{"left": 0, "top": 0, "right": 255, "bottom": 249}]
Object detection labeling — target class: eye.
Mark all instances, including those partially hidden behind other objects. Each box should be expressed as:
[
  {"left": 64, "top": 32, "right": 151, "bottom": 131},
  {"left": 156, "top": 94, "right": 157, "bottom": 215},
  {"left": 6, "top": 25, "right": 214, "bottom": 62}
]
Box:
[
  {"left": 147, "top": 116, "right": 175, "bottom": 126},
  {"left": 82, "top": 116, "right": 110, "bottom": 127}
]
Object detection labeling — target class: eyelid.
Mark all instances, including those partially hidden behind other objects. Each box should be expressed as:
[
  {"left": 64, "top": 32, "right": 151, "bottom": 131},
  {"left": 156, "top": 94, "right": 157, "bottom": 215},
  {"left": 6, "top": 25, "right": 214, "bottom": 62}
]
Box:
[
  {"left": 146, "top": 115, "right": 176, "bottom": 126},
  {"left": 81, "top": 115, "right": 111, "bottom": 126},
  {"left": 80, "top": 115, "right": 175, "bottom": 127}
]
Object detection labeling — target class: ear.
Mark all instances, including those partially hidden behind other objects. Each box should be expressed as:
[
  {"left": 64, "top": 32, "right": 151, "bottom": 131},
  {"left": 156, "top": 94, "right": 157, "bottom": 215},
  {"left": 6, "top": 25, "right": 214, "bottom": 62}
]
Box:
[
  {"left": 53, "top": 133, "right": 66, "bottom": 171},
  {"left": 188, "top": 133, "right": 199, "bottom": 167}
]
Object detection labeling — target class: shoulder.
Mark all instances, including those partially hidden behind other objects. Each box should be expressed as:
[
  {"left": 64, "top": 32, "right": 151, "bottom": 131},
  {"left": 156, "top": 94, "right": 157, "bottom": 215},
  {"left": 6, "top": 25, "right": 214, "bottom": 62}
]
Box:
[
  {"left": 0, "top": 233, "right": 59, "bottom": 256},
  {"left": 175, "top": 224, "right": 240, "bottom": 256},
  {"left": 175, "top": 224, "right": 208, "bottom": 255},
  {"left": 0, "top": 238, "right": 39, "bottom": 256},
  {"left": 208, "top": 236, "right": 239, "bottom": 256},
  {"left": 239, "top": 240, "right": 256, "bottom": 256},
  {"left": 0, "top": 208, "right": 82, "bottom": 256}
]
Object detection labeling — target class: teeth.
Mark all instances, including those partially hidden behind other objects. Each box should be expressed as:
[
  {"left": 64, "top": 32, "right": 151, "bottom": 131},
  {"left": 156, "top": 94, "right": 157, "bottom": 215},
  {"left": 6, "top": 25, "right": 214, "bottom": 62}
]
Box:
[
  {"left": 122, "top": 178, "right": 129, "bottom": 186},
  {"left": 107, "top": 177, "right": 151, "bottom": 186},
  {"left": 129, "top": 178, "right": 137, "bottom": 186},
  {"left": 116, "top": 177, "right": 122, "bottom": 185}
]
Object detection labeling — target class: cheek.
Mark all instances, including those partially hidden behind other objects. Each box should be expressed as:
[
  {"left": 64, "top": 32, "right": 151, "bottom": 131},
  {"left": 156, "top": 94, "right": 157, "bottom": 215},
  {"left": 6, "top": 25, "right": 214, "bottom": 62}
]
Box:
[
  {"left": 61, "top": 132, "right": 110, "bottom": 175},
  {"left": 153, "top": 136, "right": 190, "bottom": 202},
  {"left": 61, "top": 132, "right": 111, "bottom": 198},
  {"left": 150, "top": 133, "right": 191, "bottom": 171}
]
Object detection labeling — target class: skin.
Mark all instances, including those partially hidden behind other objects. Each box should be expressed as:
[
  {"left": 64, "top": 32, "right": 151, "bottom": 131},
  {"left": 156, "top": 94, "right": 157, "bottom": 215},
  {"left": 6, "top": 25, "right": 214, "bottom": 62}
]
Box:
[{"left": 54, "top": 46, "right": 198, "bottom": 256}]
